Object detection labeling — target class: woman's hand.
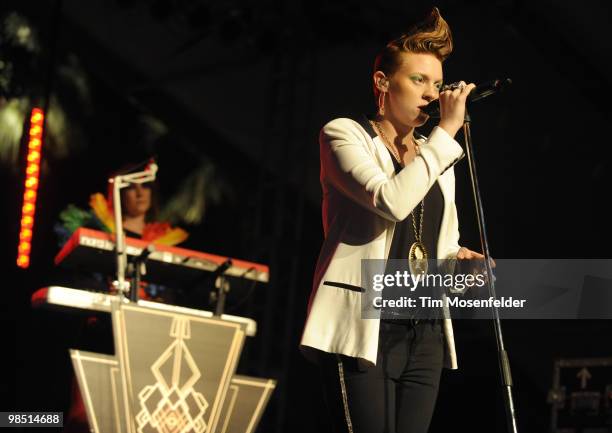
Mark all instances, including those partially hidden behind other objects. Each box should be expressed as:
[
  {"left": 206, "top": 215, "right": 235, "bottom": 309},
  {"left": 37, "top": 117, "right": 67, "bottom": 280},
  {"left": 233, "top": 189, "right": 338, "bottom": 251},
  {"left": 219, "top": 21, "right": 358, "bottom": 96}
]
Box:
[
  {"left": 456, "top": 246, "right": 484, "bottom": 260},
  {"left": 456, "top": 246, "right": 496, "bottom": 265},
  {"left": 438, "top": 81, "right": 476, "bottom": 137},
  {"left": 457, "top": 247, "right": 496, "bottom": 268},
  {"left": 457, "top": 247, "right": 497, "bottom": 268},
  {"left": 456, "top": 247, "right": 497, "bottom": 286}
]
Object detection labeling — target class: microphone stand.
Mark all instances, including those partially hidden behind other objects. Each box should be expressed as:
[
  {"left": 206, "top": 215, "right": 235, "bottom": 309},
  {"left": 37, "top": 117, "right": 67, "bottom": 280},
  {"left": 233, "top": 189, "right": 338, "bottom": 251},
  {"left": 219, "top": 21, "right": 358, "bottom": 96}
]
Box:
[
  {"left": 109, "top": 161, "right": 158, "bottom": 302},
  {"left": 462, "top": 108, "right": 519, "bottom": 433},
  {"left": 128, "top": 245, "right": 155, "bottom": 303},
  {"left": 210, "top": 259, "right": 233, "bottom": 316},
  {"left": 111, "top": 176, "right": 130, "bottom": 298}
]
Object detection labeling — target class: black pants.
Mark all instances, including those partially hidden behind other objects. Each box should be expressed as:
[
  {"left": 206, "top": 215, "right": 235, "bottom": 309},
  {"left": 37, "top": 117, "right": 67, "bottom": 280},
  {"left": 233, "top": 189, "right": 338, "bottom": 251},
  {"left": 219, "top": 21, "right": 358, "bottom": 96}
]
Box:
[{"left": 319, "top": 320, "right": 444, "bottom": 433}]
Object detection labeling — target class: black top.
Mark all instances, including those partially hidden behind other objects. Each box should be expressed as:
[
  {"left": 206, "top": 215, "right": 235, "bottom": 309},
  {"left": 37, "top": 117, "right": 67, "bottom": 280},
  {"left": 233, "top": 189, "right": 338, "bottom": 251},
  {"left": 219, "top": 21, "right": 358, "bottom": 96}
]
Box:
[
  {"left": 357, "top": 115, "right": 444, "bottom": 261},
  {"left": 358, "top": 115, "right": 445, "bottom": 322},
  {"left": 386, "top": 152, "right": 444, "bottom": 262}
]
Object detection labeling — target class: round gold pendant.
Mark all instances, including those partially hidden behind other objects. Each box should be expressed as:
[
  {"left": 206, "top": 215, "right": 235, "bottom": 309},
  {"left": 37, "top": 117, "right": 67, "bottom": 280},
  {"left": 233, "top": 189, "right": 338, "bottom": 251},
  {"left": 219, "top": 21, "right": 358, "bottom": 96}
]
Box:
[{"left": 408, "top": 242, "right": 428, "bottom": 275}]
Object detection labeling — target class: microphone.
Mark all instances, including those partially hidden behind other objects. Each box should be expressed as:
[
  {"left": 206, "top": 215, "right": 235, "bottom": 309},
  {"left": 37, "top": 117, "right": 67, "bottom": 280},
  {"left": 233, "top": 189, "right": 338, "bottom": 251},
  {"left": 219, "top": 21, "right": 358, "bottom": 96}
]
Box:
[{"left": 421, "top": 78, "right": 512, "bottom": 118}]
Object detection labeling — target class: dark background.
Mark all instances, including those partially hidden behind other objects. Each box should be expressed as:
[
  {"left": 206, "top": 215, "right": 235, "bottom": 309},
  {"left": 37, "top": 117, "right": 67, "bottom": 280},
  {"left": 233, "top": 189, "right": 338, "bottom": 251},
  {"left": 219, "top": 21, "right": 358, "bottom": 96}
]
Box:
[{"left": 1, "top": 0, "right": 611, "bottom": 432}]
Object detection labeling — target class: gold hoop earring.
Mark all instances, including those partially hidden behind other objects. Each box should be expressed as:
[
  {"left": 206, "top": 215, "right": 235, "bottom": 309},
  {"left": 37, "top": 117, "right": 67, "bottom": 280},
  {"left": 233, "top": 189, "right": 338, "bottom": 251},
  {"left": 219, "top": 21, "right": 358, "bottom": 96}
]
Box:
[{"left": 378, "top": 91, "right": 385, "bottom": 116}]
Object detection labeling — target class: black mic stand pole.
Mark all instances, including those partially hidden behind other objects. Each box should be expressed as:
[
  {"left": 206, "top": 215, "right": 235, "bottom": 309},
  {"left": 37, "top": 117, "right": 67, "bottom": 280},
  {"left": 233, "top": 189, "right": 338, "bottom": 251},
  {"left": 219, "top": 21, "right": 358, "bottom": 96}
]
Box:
[
  {"left": 128, "top": 245, "right": 155, "bottom": 303},
  {"left": 462, "top": 108, "right": 519, "bottom": 433},
  {"left": 211, "top": 259, "right": 233, "bottom": 316}
]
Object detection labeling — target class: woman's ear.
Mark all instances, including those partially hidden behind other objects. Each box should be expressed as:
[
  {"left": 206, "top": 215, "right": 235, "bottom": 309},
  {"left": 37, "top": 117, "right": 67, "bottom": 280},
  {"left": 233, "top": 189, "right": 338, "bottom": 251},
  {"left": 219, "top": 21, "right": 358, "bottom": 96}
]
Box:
[{"left": 373, "top": 71, "right": 389, "bottom": 93}]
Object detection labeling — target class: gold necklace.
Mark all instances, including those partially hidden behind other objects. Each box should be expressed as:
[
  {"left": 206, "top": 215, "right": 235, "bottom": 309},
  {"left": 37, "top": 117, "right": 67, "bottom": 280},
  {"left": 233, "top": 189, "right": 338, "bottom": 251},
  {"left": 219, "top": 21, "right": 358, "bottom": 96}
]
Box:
[
  {"left": 371, "top": 120, "right": 401, "bottom": 163},
  {"left": 371, "top": 120, "right": 421, "bottom": 164},
  {"left": 371, "top": 120, "right": 428, "bottom": 274},
  {"left": 408, "top": 201, "right": 428, "bottom": 275}
]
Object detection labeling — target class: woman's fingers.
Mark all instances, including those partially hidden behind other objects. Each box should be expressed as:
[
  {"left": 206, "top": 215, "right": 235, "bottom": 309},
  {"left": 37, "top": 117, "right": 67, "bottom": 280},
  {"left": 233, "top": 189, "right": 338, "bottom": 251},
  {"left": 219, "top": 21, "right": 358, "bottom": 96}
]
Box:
[
  {"left": 457, "top": 247, "right": 497, "bottom": 268},
  {"left": 462, "top": 83, "right": 477, "bottom": 99},
  {"left": 438, "top": 80, "right": 477, "bottom": 137},
  {"left": 456, "top": 247, "right": 470, "bottom": 259},
  {"left": 456, "top": 247, "right": 488, "bottom": 260}
]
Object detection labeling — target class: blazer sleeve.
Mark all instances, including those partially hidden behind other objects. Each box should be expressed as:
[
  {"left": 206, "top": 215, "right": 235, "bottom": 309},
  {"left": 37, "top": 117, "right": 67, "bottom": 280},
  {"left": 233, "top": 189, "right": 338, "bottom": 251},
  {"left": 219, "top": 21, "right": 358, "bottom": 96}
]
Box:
[
  {"left": 445, "top": 201, "right": 463, "bottom": 259},
  {"left": 320, "top": 118, "right": 465, "bottom": 222}
]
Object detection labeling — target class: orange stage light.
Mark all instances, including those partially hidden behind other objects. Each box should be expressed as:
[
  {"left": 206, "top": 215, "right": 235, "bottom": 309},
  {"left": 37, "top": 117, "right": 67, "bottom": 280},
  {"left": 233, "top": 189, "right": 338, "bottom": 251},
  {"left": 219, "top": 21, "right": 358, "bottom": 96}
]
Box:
[{"left": 17, "top": 108, "right": 45, "bottom": 269}]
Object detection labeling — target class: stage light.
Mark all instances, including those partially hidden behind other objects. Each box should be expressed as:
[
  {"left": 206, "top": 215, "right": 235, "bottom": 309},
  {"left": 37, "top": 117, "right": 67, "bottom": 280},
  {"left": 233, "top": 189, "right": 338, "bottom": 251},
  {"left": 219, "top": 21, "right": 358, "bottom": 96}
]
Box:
[{"left": 16, "top": 107, "right": 44, "bottom": 269}]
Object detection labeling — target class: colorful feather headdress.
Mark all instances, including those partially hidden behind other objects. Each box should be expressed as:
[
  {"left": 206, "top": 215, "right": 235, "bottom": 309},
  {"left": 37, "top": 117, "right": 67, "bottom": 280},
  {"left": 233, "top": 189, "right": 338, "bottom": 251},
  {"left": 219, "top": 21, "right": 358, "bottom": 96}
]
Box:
[{"left": 55, "top": 192, "right": 188, "bottom": 247}]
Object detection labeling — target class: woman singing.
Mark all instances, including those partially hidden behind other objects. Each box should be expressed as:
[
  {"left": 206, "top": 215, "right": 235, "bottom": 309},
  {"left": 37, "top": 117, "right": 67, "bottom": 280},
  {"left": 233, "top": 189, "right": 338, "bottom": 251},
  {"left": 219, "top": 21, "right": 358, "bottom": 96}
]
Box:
[{"left": 300, "top": 7, "right": 485, "bottom": 433}]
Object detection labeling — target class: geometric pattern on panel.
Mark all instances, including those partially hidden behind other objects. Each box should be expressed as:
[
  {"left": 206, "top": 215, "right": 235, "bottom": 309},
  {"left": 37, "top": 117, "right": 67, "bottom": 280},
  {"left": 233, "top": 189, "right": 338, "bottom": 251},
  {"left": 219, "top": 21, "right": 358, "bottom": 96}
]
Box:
[{"left": 135, "top": 317, "right": 208, "bottom": 433}]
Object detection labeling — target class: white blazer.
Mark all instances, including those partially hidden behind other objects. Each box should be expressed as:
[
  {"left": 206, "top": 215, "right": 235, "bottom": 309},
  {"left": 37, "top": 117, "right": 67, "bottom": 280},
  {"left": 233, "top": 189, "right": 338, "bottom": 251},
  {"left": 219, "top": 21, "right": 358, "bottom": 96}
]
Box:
[{"left": 300, "top": 115, "right": 465, "bottom": 369}]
